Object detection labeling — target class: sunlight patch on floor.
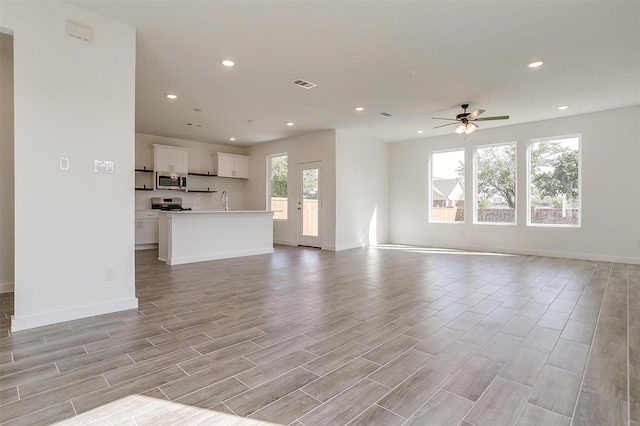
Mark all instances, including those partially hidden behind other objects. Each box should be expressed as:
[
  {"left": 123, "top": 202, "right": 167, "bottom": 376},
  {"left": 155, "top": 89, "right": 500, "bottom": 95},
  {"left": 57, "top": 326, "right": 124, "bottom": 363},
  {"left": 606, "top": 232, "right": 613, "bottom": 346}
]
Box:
[
  {"left": 53, "top": 395, "right": 283, "bottom": 426},
  {"left": 374, "top": 244, "right": 517, "bottom": 257}
]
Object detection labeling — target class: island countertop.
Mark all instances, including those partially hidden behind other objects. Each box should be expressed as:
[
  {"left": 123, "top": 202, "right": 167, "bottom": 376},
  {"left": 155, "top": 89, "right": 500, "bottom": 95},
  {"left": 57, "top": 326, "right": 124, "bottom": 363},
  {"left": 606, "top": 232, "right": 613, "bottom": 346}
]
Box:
[
  {"left": 161, "top": 210, "right": 274, "bottom": 214},
  {"left": 158, "top": 210, "right": 274, "bottom": 265}
]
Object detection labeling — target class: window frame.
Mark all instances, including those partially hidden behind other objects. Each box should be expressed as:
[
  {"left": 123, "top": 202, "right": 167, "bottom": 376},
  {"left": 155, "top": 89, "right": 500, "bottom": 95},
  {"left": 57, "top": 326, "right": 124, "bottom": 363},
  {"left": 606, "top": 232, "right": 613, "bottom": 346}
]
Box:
[
  {"left": 266, "top": 152, "right": 289, "bottom": 222},
  {"left": 429, "top": 147, "right": 466, "bottom": 224},
  {"left": 473, "top": 141, "right": 518, "bottom": 226},
  {"left": 526, "top": 134, "right": 582, "bottom": 228}
]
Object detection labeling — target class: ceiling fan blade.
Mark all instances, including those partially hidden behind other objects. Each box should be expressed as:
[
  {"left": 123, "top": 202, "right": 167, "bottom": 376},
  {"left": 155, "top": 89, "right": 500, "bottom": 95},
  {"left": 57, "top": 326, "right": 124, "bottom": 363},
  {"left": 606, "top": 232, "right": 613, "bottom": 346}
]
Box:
[
  {"left": 474, "top": 115, "right": 510, "bottom": 121},
  {"left": 467, "top": 109, "right": 485, "bottom": 120},
  {"left": 430, "top": 117, "right": 459, "bottom": 121},
  {"left": 433, "top": 122, "right": 460, "bottom": 129}
]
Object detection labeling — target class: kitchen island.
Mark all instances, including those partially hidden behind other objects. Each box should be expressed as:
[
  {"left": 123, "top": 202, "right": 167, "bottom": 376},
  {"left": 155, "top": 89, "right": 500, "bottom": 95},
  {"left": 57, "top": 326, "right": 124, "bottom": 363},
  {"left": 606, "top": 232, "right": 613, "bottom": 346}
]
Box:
[{"left": 158, "top": 210, "right": 274, "bottom": 265}]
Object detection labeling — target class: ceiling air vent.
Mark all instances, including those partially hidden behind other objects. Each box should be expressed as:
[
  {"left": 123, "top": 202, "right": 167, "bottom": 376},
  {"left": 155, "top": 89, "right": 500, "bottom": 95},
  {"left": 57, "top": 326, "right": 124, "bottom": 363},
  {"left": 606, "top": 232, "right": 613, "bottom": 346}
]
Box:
[
  {"left": 294, "top": 79, "right": 317, "bottom": 89},
  {"left": 380, "top": 112, "right": 393, "bottom": 117}
]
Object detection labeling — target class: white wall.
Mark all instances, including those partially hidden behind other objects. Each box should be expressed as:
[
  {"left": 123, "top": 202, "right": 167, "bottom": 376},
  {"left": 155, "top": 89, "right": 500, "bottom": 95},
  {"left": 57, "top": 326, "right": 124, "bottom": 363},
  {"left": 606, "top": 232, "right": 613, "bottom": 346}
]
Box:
[
  {"left": 0, "top": 34, "right": 14, "bottom": 293},
  {"left": 335, "top": 130, "right": 389, "bottom": 250},
  {"left": 135, "top": 133, "right": 248, "bottom": 211},
  {"left": 247, "top": 130, "right": 336, "bottom": 249},
  {"left": 3, "top": 1, "right": 138, "bottom": 331},
  {"left": 390, "top": 106, "right": 640, "bottom": 264}
]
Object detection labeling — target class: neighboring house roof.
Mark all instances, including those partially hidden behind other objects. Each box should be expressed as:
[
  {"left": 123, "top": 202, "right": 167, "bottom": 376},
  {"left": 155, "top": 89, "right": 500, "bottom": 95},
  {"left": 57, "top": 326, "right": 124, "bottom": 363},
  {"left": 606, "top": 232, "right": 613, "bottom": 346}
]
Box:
[
  {"left": 433, "top": 178, "right": 464, "bottom": 201},
  {"left": 432, "top": 186, "right": 447, "bottom": 201}
]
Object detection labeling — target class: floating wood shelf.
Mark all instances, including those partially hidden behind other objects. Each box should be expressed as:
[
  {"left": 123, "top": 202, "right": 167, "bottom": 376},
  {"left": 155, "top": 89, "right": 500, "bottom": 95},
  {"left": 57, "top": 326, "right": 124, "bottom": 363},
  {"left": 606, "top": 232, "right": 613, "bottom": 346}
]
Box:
[
  {"left": 188, "top": 172, "right": 218, "bottom": 177},
  {"left": 188, "top": 189, "right": 218, "bottom": 193}
]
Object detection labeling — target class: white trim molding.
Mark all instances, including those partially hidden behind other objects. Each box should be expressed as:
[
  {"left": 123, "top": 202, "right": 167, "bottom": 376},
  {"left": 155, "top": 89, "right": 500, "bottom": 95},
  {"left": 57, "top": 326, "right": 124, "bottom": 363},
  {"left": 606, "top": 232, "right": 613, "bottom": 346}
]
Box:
[
  {"left": 0, "top": 282, "right": 14, "bottom": 294},
  {"left": 11, "top": 297, "right": 139, "bottom": 332}
]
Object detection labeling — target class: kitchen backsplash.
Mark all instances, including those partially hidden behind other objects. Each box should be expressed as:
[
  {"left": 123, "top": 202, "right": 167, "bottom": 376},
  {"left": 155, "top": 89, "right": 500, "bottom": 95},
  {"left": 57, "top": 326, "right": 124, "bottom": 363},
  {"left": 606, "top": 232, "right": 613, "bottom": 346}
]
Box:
[{"left": 135, "top": 189, "right": 243, "bottom": 211}]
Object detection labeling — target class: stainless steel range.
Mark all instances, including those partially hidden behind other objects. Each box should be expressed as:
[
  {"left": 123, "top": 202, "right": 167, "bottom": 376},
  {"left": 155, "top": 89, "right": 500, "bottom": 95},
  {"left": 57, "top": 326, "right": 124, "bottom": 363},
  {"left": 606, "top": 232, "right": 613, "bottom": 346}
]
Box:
[{"left": 151, "top": 197, "right": 192, "bottom": 211}]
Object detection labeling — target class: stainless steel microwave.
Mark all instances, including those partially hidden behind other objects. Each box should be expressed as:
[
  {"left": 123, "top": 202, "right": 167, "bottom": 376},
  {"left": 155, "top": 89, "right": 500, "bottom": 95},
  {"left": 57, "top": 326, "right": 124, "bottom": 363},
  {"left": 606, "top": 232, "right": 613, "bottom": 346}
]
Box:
[{"left": 156, "top": 172, "right": 187, "bottom": 190}]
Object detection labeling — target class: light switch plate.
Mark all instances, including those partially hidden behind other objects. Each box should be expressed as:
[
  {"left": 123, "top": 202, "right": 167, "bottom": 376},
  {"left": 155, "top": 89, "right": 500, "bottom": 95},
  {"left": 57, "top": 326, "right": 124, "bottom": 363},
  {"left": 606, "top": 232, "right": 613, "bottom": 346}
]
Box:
[
  {"left": 59, "top": 157, "right": 70, "bottom": 171},
  {"left": 94, "top": 160, "right": 114, "bottom": 173},
  {"left": 66, "top": 21, "right": 92, "bottom": 42},
  {"left": 105, "top": 267, "right": 116, "bottom": 281}
]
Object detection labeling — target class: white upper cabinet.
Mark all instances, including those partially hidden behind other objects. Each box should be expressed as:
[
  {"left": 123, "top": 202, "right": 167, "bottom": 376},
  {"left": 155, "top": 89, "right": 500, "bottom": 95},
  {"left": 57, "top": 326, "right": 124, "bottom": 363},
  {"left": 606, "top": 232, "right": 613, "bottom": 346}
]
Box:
[
  {"left": 233, "top": 155, "right": 250, "bottom": 178},
  {"left": 154, "top": 144, "right": 188, "bottom": 174},
  {"left": 213, "top": 153, "right": 250, "bottom": 179},
  {"left": 216, "top": 154, "right": 235, "bottom": 177}
]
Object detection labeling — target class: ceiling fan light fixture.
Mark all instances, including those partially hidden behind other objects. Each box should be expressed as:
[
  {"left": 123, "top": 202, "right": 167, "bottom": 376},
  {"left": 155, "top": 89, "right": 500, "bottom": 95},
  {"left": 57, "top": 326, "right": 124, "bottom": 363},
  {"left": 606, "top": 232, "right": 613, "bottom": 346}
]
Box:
[
  {"left": 465, "top": 122, "right": 478, "bottom": 134},
  {"left": 433, "top": 104, "right": 508, "bottom": 135}
]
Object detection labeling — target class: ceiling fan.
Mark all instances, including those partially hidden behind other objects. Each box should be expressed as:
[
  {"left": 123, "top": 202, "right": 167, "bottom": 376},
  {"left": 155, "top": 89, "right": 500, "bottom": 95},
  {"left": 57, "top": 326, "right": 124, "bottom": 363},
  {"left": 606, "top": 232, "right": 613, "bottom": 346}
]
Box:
[{"left": 432, "top": 104, "right": 509, "bottom": 135}]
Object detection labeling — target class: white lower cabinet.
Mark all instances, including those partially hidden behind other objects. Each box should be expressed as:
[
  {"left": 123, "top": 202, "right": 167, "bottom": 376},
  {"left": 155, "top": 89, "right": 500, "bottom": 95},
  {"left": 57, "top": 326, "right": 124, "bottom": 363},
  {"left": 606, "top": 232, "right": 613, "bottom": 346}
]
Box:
[{"left": 135, "top": 211, "right": 160, "bottom": 246}]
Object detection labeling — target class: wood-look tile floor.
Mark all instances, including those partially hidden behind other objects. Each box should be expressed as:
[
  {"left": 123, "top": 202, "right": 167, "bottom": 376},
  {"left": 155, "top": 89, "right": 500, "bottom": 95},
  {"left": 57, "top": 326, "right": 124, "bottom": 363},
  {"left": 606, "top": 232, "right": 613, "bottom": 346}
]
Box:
[{"left": 0, "top": 245, "right": 638, "bottom": 426}]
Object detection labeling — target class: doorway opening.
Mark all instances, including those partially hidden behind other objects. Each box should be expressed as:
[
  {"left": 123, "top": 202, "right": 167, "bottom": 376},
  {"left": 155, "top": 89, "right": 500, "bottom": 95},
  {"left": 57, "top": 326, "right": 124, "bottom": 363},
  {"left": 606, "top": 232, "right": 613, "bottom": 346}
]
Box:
[{"left": 297, "top": 161, "right": 321, "bottom": 248}]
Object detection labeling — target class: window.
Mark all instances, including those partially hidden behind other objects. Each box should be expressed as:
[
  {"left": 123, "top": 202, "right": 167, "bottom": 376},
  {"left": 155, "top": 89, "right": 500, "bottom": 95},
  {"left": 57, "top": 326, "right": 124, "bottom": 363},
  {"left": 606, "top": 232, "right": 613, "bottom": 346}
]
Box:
[
  {"left": 475, "top": 142, "right": 516, "bottom": 224},
  {"left": 528, "top": 135, "right": 580, "bottom": 226},
  {"left": 268, "top": 154, "right": 288, "bottom": 220},
  {"left": 430, "top": 149, "right": 465, "bottom": 222}
]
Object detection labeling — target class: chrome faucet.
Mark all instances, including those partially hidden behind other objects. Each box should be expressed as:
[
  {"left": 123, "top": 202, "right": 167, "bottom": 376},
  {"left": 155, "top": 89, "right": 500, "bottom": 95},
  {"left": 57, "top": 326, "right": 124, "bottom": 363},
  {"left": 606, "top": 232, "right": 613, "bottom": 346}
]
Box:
[{"left": 221, "top": 191, "right": 229, "bottom": 211}]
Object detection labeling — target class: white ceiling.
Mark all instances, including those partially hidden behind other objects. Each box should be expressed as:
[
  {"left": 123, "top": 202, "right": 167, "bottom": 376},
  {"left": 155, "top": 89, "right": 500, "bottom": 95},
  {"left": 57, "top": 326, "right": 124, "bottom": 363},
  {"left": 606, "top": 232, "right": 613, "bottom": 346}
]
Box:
[{"left": 68, "top": 0, "right": 640, "bottom": 146}]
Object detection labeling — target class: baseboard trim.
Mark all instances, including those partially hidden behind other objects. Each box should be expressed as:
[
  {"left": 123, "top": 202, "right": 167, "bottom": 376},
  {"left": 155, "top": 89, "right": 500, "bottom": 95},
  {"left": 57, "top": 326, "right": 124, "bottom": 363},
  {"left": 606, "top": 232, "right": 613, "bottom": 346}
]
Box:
[
  {"left": 273, "top": 239, "right": 296, "bottom": 246},
  {"left": 166, "top": 248, "right": 275, "bottom": 265},
  {"left": 135, "top": 244, "right": 158, "bottom": 251},
  {"left": 334, "top": 243, "right": 365, "bottom": 251},
  {"left": 0, "top": 282, "right": 14, "bottom": 294},
  {"left": 11, "top": 297, "right": 139, "bottom": 333}
]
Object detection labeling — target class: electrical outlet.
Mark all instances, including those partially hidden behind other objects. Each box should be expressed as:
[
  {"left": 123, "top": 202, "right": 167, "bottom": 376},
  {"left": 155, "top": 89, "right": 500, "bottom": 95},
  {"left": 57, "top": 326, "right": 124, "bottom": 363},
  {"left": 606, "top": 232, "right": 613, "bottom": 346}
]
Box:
[{"left": 105, "top": 267, "right": 116, "bottom": 281}]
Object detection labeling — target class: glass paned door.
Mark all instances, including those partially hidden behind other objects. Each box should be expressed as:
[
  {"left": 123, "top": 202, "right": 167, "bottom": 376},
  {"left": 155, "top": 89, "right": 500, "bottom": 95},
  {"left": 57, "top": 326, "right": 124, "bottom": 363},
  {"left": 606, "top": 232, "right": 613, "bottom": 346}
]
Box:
[{"left": 298, "top": 162, "right": 321, "bottom": 247}]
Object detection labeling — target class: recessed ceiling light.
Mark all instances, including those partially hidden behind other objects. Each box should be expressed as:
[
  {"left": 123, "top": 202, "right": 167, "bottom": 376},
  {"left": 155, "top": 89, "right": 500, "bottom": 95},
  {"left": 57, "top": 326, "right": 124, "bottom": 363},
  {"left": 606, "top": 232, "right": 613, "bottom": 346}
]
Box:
[
  {"left": 417, "top": 129, "right": 424, "bottom": 134},
  {"left": 166, "top": 93, "right": 177, "bottom": 99},
  {"left": 229, "top": 137, "right": 236, "bottom": 141},
  {"left": 354, "top": 106, "right": 364, "bottom": 112},
  {"left": 193, "top": 108, "right": 202, "bottom": 112},
  {"left": 221, "top": 59, "right": 235, "bottom": 67},
  {"left": 286, "top": 122, "right": 294, "bottom": 126},
  {"left": 558, "top": 105, "right": 570, "bottom": 110},
  {"left": 528, "top": 60, "right": 544, "bottom": 68}
]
